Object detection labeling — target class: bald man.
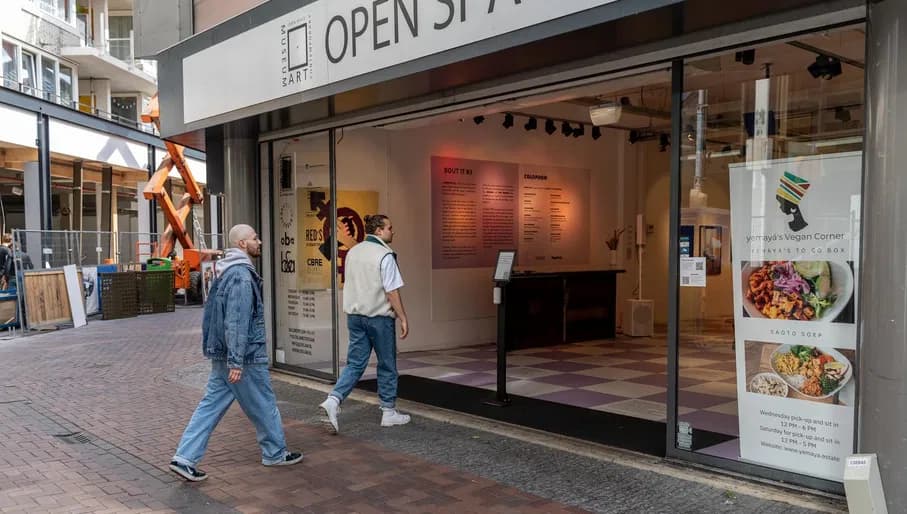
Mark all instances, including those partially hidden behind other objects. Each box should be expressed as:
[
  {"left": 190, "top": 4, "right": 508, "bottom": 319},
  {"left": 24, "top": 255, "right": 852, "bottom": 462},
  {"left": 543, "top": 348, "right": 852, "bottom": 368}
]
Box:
[{"left": 170, "top": 224, "right": 302, "bottom": 482}]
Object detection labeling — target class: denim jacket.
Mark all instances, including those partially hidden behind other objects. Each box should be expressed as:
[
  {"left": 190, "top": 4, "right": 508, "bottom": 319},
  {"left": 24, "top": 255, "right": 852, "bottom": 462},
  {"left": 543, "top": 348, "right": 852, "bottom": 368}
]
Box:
[{"left": 202, "top": 250, "right": 267, "bottom": 368}]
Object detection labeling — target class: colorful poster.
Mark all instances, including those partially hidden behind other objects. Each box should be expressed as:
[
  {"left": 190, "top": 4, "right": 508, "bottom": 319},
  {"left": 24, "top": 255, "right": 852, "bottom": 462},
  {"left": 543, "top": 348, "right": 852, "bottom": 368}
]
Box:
[
  {"left": 297, "top": 188, "right": 379, "bottom": 290},
  {"left": 431, "top": 156, "right": 519, "bottom": 269},
  {"left": 729, "top": 152, "right": 861, "bottom": 482}
]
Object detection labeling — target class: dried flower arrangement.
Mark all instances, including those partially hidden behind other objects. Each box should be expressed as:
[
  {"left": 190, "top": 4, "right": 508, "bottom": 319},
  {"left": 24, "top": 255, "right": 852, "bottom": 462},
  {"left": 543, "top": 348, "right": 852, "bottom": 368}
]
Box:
[{"left": 606, "top": 228, "right": 625, "bottom": 250}]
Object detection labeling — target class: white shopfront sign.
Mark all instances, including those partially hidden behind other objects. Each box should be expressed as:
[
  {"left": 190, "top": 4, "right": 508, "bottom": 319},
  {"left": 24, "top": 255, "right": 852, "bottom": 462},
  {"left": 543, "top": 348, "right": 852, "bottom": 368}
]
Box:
[
  {"left": 729, "top": 152, "right": 861, "bottom": 482},
  {"left": 183, "top": 0, "right": 619, "bottom": 123}
]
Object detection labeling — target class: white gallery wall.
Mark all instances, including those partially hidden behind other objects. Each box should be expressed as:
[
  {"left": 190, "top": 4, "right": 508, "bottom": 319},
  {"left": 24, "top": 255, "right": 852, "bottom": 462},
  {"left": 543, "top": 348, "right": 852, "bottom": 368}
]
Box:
[{"left": 334, "top": 118, "right": 640, "bottom": 352}]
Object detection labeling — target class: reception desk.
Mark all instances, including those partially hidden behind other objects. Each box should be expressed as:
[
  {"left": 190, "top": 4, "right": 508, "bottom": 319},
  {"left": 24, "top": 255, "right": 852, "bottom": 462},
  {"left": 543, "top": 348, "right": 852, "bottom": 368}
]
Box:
[{"left": 504, "top": 270, "right": 624, "bottom": 350}]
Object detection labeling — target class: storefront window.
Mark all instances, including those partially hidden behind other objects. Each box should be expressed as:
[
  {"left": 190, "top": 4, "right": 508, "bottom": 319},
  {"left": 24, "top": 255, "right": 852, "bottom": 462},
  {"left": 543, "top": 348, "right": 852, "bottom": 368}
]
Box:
[
  {"left": 677, "top": 25, "right": 864, "bottom": 484},
  {"left": 271, "top": 132, "right": 338, "bottom": 377}
]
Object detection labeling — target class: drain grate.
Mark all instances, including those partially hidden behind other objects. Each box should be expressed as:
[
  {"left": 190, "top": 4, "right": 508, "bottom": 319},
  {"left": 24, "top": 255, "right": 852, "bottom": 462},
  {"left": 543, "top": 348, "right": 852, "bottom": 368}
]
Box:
[{"left": 54, "top": 432, "right": 91, "bottom": 444}]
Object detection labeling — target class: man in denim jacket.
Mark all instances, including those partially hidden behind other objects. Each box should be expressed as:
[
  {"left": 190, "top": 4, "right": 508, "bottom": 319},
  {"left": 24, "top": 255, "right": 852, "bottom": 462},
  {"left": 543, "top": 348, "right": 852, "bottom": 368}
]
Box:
[{"left": 169, "top": 224, "right": 302, "bottom": 482}]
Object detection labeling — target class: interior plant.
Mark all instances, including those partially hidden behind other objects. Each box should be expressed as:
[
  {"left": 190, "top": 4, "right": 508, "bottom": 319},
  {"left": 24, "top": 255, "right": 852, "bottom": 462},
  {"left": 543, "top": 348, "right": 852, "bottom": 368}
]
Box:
[{"left": 606, "top": 228, "right": 625, "bottom": 250}]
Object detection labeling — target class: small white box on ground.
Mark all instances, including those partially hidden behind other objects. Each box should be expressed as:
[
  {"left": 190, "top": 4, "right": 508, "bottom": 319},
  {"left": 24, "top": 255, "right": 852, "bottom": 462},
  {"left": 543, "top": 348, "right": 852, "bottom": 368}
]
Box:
[
  {"left": 844, "top": 454, "right": 888, "bottom": 514},
  {"left": 626, "top": 299, "right": 654, "bottom": 337}
]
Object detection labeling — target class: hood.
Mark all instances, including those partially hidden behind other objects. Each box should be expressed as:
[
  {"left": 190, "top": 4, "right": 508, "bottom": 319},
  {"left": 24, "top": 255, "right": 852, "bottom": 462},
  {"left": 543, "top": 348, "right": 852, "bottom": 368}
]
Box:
[{"left": 215, "top": 248, "right": 253, "bottom": 275}]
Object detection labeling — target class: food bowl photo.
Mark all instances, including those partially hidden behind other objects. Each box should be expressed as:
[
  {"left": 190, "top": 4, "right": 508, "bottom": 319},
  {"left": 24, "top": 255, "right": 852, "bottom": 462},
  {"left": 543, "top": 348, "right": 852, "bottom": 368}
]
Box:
[
  {"left": 741, "top": 260, "right": 854, "bottom": 322},
  {"left": 768, "top": 344, "right": 853, "bottom": 402}
]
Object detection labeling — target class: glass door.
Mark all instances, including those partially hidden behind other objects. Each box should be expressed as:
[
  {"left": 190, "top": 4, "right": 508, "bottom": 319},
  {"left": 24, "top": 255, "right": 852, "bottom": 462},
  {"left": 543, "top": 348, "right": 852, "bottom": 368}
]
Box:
[
  {"left": 670, "top": 24, "right": 865, "bottom": 493},
  {"left": 270, "top": 131, "right": 339, "bottom": 379}
]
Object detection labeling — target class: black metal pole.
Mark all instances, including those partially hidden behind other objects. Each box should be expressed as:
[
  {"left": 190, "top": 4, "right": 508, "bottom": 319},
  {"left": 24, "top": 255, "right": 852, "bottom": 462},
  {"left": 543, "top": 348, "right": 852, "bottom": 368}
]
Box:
[
  {"left": 485, "top": 282, "right": 511, "bottom": 406},
  {"left": 36, "top": 113, "right": 52, "bottom": 231}
]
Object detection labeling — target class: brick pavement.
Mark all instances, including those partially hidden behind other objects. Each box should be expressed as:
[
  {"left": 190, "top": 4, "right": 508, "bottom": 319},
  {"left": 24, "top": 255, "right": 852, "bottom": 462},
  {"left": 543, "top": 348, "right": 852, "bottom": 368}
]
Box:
[{"left": 0, "top": 308, "right": 586, "bottom": 513}]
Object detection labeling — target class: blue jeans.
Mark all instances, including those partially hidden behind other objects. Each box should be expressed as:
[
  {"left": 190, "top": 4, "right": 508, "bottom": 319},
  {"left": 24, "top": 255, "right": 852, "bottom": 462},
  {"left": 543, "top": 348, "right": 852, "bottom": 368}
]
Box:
[
  {"left": 331, "top": 314, "right": 398, "bottom": 408},
  {"left": 173, "top": 361, "right": 289, "bottom": 467}
]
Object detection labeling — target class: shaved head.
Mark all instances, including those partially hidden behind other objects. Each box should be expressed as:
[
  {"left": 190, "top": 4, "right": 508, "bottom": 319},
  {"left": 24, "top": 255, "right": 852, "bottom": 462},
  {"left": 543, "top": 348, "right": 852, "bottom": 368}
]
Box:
[{"left": 228, "top": 224, "right": 256, "bottom": 248}]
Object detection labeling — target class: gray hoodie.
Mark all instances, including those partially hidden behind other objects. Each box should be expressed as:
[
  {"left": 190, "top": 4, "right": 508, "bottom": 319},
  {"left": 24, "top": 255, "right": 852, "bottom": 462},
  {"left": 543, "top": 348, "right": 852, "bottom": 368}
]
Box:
[{"left": 215, "top": 248, "right": 254, "bottom": 276}]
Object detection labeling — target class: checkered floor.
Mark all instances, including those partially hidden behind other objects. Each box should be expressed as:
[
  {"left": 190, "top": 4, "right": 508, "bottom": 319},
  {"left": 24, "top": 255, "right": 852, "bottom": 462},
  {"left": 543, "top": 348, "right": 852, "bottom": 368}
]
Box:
[{"left": 351, "top": 337, "right": 740, "bottom": 449}]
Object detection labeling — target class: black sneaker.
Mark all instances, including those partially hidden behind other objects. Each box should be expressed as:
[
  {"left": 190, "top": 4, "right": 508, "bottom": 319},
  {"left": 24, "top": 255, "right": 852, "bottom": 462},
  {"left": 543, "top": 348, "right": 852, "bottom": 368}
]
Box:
[
  {"left": 265, "top": 451, "right": 303, "bottom": 467},
  {"left": 169, "top": 461, "right": 208, "bottom": 482}
]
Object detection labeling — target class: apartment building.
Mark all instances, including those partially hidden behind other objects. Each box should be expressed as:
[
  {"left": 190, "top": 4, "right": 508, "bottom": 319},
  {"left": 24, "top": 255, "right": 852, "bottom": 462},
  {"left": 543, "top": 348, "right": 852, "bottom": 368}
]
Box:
[{"left": 0, "top": 0, "right": 210, "bottom": 264}]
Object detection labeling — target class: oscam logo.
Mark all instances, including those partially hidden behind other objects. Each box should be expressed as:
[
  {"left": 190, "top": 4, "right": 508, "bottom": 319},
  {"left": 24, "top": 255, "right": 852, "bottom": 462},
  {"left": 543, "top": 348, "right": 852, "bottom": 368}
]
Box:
[{"left": 281, "top": 15, "right": 313, "bottom": 88}]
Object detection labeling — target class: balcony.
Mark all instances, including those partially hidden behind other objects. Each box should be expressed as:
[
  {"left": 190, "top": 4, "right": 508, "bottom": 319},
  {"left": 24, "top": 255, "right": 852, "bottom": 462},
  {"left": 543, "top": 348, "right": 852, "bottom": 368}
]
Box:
[
  {"left": 1, "top": 72, "right": 158, "bottom": 136},
  {"left": 61, "top": 37, "right": 157, "bottom": 96}
]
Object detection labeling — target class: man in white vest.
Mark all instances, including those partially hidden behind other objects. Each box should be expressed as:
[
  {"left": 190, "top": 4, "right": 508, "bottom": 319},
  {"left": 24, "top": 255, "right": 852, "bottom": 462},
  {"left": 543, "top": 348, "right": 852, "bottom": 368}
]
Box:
[{"left": 319, "top": 214, "right": 410, "bottom": 432}]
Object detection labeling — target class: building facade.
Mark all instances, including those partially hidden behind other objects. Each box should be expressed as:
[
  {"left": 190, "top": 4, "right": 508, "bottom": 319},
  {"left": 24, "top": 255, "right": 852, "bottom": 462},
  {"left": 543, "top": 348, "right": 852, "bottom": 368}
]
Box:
[
  {"left": 142, "top": 0, "right": 907, "bottom": 509},
  {"left": 0, "top": 0, "right": 211, "bottom": 265}
]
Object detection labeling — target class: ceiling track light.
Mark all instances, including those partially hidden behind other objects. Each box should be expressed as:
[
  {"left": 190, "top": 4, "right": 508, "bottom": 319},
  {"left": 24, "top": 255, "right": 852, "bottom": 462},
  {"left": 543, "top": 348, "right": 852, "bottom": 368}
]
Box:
[
  {"left": 545, "top": 119, "right": 557, "bottom": 135},
  {"left": 572, "top": 125, "right": 585, "bottom": 138},
  {"left": 659, "top": 133, "right": 670, "bottom": 152},
  {"left": 808, "top": 55, "right": 842, "bottom": 80},
  {"left": 524, "top": 117, "right": 538, "bottom": 131},
  {"left": 473, "top": 115, "right": 485, "bottom": 125},
  {"left": 735, "top": 49, "right": 755, "bottom": 66},
  {"left": 591, "top": 126, "right": 602, "bottom": 140},
  {"left": 502, "top": 113, "right": 514, "bottom": 129},
  {"left": 561, "top": 121, "right": 572, "bottom": 136}
]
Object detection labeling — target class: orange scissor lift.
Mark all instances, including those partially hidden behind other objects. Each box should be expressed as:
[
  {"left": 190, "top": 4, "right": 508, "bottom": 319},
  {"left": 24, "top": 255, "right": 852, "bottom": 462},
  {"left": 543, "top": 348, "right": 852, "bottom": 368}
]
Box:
[{"left": 140, "top": 94, "right": 217, "bottom": 294}]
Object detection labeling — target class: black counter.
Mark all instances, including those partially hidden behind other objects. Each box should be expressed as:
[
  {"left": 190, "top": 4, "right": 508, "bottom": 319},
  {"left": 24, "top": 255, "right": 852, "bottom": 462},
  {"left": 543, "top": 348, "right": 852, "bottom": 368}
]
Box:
[{"left": 504, "top": 270, "right": 624, "bottom": 350}]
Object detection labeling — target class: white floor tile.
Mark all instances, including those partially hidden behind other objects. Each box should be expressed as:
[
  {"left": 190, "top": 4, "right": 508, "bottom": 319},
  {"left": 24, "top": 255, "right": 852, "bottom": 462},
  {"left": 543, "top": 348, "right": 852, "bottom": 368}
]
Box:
[
  {"left": 682, "top": 381, "right": 739, "bottom": 398},
  {"left": 575, "top": 366, "right": 652, "bottom": 380},
  {"left": 406, "top": 354, "right": 476, "bottom": 366},
  {"left": 506, "top": 366, "right": 560, "bottom": 379},
  {"left": 505, "top": 380, "right": 570, "bottom": 397},
  {"left": 582, "top": 381, "right": 665, "bottom": 398},
  {"left": 591, "top": 399, "right": 666, "bottom": 421},
  {"left": 507, "top": 355, "right": 556, "bottom": 366},
  {"left": 678, "top": 368, "right": 736, "bottom": 382},
  {"left": 704, "top": 401, "right": 739, "bottom": 416},
  {"left": 405, "top": 366, "right": 473, "bottom": 380}
]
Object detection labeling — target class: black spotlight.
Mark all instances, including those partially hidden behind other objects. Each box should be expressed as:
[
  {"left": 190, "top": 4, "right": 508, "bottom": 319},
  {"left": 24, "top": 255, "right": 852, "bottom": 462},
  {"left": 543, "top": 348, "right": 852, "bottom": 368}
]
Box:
[
  {"left": 502, "top": 113, "right": 514, "bottom": 128},
  {"left": 735, "top": 49, "right": 755, "bottom": 65},
  {"left": 628, "top": 130, "right": 640, "bottom": 144},
  {"left": 659, "top": 133, "right": 670, "bottom": 152},
  {"left": 572, "top": 124, "right": 585, "bottom": 138},
  {"left": 808, "top": 55, "right": 842, "bottom": 80},
  {"left": 545, "top": 119, "right": 557, "bottom": 135},
  {"left": 473, "top": 115, "right": 485, "bottom": 125},
  {"left": 561, "top": 121, "right": 572, "bottom": 136},
  {"left": 524, "top": 117, "right": 538, "bottom": 131},
  {"left": 591, "top": 126, "right": 602, "bottom": 140}
]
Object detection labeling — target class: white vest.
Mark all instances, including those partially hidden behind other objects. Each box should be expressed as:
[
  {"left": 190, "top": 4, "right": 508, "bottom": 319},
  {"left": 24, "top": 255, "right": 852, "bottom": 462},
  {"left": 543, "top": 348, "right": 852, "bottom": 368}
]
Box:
[{"left": 343, "top": 237, "right": 396, "bottom": 318}]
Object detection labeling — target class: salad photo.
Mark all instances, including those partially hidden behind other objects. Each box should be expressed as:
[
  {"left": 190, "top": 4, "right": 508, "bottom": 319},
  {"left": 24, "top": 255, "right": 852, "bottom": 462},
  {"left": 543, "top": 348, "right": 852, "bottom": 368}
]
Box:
[
  {"left": 744, "top": 341, "right": 855, "bottom": 404},
  {"left": 771, "top": 345, "right": 850, "bottom": 398},
  {"left": 741, "top": 260, "right": 854, "bottom": 323}
]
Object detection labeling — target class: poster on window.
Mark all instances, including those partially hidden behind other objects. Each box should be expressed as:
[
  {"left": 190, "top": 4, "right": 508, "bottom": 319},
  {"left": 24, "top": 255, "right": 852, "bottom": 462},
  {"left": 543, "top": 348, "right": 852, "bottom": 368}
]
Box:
[
  {"left": 82, "top": 266, "right": 99, "bottom": 315},
  {"left": 297, "top": 188, "right": 379, "bottom": 290},
  {"left": 729, "top": 152, "right": 861, "bottom": 482}
]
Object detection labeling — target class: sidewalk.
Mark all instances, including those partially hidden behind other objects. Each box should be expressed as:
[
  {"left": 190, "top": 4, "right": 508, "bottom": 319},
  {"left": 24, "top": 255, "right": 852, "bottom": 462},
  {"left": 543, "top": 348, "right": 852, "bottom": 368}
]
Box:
[{"left": 0, "top": 308, "right": 847, "bottom": 513}]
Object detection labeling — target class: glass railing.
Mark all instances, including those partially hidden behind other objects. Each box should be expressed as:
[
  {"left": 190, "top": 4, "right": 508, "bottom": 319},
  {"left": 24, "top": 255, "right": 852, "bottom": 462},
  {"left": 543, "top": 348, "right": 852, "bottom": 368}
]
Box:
[{"left": 0, "top": 73, "right": 159, "bottom": 136}]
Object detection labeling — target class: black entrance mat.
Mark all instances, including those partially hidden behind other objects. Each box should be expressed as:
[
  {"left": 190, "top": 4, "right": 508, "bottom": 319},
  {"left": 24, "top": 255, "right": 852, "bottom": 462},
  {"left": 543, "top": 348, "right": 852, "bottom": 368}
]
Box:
[{"left": 357, "top": 375, "right": 735, "bottom": 456}]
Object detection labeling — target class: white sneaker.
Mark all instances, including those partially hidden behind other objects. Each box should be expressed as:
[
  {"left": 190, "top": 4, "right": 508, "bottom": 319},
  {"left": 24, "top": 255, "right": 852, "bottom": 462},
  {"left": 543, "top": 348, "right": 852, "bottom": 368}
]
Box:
[
  {"left": 319, "top": 397, "right": 340, "bottom": 434},
  {"left": 380, "top": 407, "right": 411, "bottom": 427}
]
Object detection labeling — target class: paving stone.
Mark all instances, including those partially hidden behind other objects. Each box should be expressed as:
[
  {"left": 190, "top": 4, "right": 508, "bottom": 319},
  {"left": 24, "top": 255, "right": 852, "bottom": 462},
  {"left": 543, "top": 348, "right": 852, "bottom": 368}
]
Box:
[{"left": 0, "top": 307, "right": 842, "bottom": 514}]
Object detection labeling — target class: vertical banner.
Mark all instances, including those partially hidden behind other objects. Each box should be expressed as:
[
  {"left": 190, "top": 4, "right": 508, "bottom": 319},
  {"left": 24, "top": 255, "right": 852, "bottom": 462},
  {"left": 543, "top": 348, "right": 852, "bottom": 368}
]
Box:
[{"left": 729, "top": 152, "right": 861, "bottom": 482}]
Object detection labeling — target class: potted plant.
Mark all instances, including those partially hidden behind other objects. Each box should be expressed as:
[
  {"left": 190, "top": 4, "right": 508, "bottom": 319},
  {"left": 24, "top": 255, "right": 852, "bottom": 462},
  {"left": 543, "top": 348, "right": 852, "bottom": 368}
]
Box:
[{"left": 606, "top": 228, "right": 624, "bottom": 266}]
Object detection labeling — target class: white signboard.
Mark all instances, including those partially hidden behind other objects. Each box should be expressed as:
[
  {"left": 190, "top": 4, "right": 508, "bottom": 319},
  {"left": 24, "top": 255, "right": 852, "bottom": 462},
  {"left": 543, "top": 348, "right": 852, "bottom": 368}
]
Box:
[
  {"left": 680, "top": 257, "right": 706, "bottom": 287},
  {"left": 183, "top": 0, "right": 619, "bottom": 123},
  {"left": 729, "top": 152, "right": 861, "bottom": 482}
]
